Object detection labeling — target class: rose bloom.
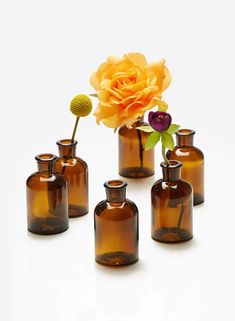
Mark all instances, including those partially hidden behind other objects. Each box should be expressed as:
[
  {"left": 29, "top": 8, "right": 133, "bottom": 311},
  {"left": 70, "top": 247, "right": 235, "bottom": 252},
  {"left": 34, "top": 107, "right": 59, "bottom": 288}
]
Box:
[{"left": 90, "top": 53, "right": 171, "bottom": 128}]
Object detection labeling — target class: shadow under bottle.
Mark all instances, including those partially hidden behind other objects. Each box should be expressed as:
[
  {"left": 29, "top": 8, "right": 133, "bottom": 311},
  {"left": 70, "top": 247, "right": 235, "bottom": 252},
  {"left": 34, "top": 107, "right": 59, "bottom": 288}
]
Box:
[
  {"left": 56, "top": 139, "right": 88, "bottom": 218},
  {"left": 26, "top": 154, "right": 69, "bottom": 235},
  {"left": 94, "top": 180, "right": 139, "bottom": 266},
  {"left": 151, "top": 161, "right": 193, "bottom": 243}
]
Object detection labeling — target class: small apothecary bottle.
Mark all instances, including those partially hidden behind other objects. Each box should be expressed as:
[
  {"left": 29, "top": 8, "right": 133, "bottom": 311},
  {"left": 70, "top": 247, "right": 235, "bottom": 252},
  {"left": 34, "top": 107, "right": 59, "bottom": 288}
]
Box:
[
  {"left": 56, "top": 139, "right": 88, "bottom": 218},
  {"left": 94, "top": 180, "right": 139, "bottom": 266},
  {"left": 26, "top": 154, "right": 69, "bottom": 235},
  {"left": 167, "top": 129, "right": 204, "bottom": 205},
  {"left": 151, "top": 161, "right": 193, "bottom": 243},
  {"left": 118, "top": 117, "right": 155, "bottom": 178}
]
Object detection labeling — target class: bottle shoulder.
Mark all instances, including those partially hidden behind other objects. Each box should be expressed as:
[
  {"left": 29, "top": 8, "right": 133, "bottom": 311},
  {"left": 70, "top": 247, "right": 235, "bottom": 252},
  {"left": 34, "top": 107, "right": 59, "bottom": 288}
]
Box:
[
  {"left": 151, "top": 179, "right": 192, "bottom": 196},
  {"left": 94, "top": 199, "right": 138, "bottom": 219},
  {"left": 26, "top": 171, "right": 66, "bottom": 187},
  {"left": 118, "top": 122, "right": 149, "bottom": 138},
  {"left": 167, "top": 145, "right": 204, "bottom": 161},
  {"left": 56, "top": 156, "right": 88, "bottom": 169}
]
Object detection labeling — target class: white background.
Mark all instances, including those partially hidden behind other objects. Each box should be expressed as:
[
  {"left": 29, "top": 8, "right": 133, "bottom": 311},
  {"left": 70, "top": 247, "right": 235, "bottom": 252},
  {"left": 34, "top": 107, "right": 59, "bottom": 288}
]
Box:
[{"left": 1, "top": 0, "right": 235, "bottom": 320}]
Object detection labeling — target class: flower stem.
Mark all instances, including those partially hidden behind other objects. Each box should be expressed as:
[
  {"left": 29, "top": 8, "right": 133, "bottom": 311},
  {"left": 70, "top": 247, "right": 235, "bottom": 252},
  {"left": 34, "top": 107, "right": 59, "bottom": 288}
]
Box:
[
  {"left": 162, "top": 145, "right": 170, "bottom": 166},
  {"left": 71, "top": 117, "right": 80, "bottom": 142},
  {"left": 137, "top": 129, "right": 144, "bottom": 169}
]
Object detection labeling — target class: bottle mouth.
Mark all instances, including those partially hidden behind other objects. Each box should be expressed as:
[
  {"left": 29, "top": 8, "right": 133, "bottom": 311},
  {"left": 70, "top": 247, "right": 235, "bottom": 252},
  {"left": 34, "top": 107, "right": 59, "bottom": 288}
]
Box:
[
  {"left": 35, "top": 153, "right": 57, "bottom": 162},
  {"left": 104, "top": 180, "right": 128, "bottom": 189},
  {"left": 176, "top": 129, "right": 195, "bottom": 136},
  {"left": 56, "top": 139, "right": 78, "bottom": 147},
  {"left": 160, "top": 160, "right": 182, "bottom": 169}
]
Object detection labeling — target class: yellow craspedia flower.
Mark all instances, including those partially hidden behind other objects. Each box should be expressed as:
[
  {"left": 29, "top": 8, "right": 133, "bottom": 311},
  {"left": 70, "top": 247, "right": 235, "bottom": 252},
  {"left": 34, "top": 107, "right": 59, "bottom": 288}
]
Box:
[
  {"left": 90, "top": 52, "right": 171, "bottom": 128},
  {"left": 70, "top": 94, "right": 92, "bottom": 117}
]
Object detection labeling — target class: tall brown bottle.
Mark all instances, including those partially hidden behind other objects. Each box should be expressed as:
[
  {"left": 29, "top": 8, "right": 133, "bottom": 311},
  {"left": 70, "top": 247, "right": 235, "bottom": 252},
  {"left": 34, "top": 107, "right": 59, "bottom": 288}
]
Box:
[
  {"left": 118, "top": 118, "right": 155, "bottom": 178},
  {"left": 167, "top": 129, "right": 204, "bottom": 205},
  {"left": 56, "top": 139, "right": 88, "bottom": 218},
  {"left": 94, "top": 180, "right": 139, "bottom": 266},
  {"left": 151, "top": 161, "right": 193, "bottom": 243},
  {"left": 26, "top": 154, "right": 69, "bottom": 235}
]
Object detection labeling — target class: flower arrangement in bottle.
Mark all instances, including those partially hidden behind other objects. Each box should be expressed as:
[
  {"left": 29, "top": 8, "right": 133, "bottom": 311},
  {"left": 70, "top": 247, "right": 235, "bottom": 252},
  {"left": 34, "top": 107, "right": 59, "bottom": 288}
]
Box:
[{"left": 90, "top": 52, "right": 171, "bottom": 178}]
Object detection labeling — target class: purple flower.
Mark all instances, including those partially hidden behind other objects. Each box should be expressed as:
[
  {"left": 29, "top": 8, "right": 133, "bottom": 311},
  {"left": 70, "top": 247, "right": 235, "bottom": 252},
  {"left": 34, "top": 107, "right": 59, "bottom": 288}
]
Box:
[{"left": 148, "top": 111, "right": 172, "bottom": 132}]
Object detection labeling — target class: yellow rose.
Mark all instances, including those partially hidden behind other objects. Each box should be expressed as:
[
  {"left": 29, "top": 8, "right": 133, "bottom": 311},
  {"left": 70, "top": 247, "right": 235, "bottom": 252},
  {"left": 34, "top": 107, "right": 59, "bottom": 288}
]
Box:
[{"left": 90, "top": 52, "right": 171, "bottom": 128}]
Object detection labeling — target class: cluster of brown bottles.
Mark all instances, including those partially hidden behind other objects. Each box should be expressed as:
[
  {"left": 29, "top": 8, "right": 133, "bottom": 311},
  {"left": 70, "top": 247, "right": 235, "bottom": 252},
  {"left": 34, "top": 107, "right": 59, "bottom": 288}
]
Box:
[
  {"left": 26, "top": 139, "right": 88, "bottom": 235},
  {"left": 26, "top": 128, "right": 204, "bottom": 266}
]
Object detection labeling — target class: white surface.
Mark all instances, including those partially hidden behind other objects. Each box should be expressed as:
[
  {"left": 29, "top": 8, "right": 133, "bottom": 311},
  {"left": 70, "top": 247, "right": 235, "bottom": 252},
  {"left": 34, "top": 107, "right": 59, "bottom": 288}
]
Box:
[{"left": 1, "top": 0, "right": 235, "bottom": 320}]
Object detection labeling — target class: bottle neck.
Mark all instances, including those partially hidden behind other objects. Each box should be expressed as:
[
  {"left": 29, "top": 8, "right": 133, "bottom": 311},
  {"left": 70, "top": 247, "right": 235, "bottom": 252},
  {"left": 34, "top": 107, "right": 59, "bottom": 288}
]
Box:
[
  {"left": 57, "top": 139, "right": 77, "bottom": 158},
  {"left": 161, "top": 161, "right": 182, "bottom": 182},
  {"left": 176, "top": 129, "right": 195, "bottom": 147},
  {"left": 104, "top": 180, "right": 127, "bottom": 204},
  {"left": 35, "top": 154, "right": 57, "bottom": 174}
]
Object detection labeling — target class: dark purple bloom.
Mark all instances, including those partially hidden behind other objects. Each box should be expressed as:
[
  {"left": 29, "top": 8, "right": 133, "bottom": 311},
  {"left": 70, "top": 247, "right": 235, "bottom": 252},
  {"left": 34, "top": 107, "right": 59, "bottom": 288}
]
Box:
[{"left": 148, "top": 111, "right": 172, "bottom": 132}]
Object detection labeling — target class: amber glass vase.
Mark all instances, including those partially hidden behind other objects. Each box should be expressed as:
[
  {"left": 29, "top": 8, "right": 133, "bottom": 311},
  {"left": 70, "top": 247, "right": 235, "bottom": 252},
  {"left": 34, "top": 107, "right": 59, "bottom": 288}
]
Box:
[
  {"left": 167, "top": 129, "right": 204, "bottom": 205},
  {"left": 151, "top": 161, "right": 193, "bottom": 243},
  {"left": 26, "top": 154, "right": 69, "bottom": 235},
  {"left": 56, "top": 139, "right": 88, "bottom": 218},
  {"left": 94, "top": 180, "right": 139, "bottom": 266},
  {"left": 118, "top": 118, "right": 155, "bottom": 178}
]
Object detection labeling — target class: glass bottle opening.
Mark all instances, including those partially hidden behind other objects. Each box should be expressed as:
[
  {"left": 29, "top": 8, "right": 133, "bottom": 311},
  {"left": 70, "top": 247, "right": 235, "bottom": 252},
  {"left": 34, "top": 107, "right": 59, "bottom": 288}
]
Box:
[
  {"left": 104, "top": 180, "right": 128, "bottom": 189},
  {"left": 176, "top": 129, "right": 195, "bottom": 136},
  {"left": 56, "top": 139, "right": 78, "bottom": 147},
  {"left": 35, "top": 154, "right": 57, "bottom": 162},
  {"left": 160, "top": 160, "right": 182, "bottom": 169}
]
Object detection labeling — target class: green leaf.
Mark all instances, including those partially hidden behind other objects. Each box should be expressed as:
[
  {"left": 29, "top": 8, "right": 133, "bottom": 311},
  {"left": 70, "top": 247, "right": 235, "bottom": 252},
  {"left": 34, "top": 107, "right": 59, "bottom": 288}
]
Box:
[
  {"left": 89, "top": 93, "right": 98, "bottom": 97},
  {"left": 161, "top": 132, "right": 174, "bottom": 151},
  {"left": 136, "top": 125, "right": 154, "bottom": 133},
  {"left": 166, "top": 124, "right": 181, "bottom": 135},
  {"left": 145, "top": 132, "right": 161, "bottom": 150}
]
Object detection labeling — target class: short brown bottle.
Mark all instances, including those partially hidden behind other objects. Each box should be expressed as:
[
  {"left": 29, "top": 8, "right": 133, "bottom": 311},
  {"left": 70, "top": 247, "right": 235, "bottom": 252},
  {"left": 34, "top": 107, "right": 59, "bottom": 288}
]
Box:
[
  {"left": 56, "top": 139, "right": 88, "bottom": 218},
  {"left": 26, "top": 154, "right": 69, "bottom": 235},
  {"left": 94, "top": 180, "right": 139, "bottom": 266},
  {"left": 167, "top": 129, "right": 204, "bottom": 205},
  {"left": 118, "top": 118, "right": 155, "bottom": 178},
  {"left": 151, "top": 161, "right": 193, "bottom": 243}
]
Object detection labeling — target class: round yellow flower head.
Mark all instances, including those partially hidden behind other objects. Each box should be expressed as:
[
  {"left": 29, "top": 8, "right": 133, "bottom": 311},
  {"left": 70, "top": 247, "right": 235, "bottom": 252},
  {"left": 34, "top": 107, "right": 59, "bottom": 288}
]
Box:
[{"left": 70, "top": 94, "right": 92, "bottom": 117}]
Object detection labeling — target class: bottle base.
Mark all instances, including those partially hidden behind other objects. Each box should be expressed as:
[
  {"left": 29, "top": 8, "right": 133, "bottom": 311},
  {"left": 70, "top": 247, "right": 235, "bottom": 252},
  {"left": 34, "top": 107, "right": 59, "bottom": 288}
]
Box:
[
  {"left": 193, "top": 194, "right": 204, "bottom": 206},
  {"left": 96, "top": 251, "right": 138, "bottom": 266},
  {"left": 28, "top": 217, "right": 69, "bottom": 235},
  {"left": 69, "top": 205, "right": 88, "bottom": 218},
  {"left": 152, "top": 227, "right": 193, "bottom": 243},
  {"left": 119, "top": 167, "right": 154, "bottom": 178}
]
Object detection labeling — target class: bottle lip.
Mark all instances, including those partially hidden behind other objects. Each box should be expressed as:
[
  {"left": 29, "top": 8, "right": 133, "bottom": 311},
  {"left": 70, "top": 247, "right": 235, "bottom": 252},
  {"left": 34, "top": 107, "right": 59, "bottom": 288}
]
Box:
[
  {"left": 104, "top": 179, "right": 128, "bottom": 189},
  {"left": 35, "top": 153, "right": 57, "bottom": 162},
  {"left": 176, "top": 129, "right": 195, "bottom": 136},
  {"left": 160, "top": 160, "right": 182, "bottom": 169},
  {"left": 56, "top": 139, "right": 78, "bottom": 147}
]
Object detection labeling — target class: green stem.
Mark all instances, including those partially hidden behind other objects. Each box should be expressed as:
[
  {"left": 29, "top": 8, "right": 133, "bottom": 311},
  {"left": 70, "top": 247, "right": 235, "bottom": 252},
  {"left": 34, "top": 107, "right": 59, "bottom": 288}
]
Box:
[
  {"left": 71, "top": 117, "right": 80, "bottom": 142},
  {"left": 162, "top": 145, "right": 170, "bottom": 166}
]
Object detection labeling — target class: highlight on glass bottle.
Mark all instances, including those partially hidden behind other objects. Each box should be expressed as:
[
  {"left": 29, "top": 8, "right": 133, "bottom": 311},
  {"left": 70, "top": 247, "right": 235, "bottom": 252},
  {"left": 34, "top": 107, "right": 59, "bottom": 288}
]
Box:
[
  {"left": 118, "top": 118, "right": 155, "bottom": 178},
  {"left": 94, "top": 180, "right": 139, "bottom": 266},
  {"left": 26, "top": 154, "right": 69, "bottom": 235},
  {"left": 56, "top": 139, "right": 88, "bottom": 218},
  {"left": 151, "top": 161, "right": 193, "bottom": 243},
  {"left": 167, "top": 129, "right": 204, "bottom": 205}
]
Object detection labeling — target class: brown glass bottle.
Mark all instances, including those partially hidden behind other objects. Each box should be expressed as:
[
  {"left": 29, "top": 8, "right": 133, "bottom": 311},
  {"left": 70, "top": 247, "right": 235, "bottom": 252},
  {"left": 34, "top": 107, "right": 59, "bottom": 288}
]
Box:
[
  {"left": 118, "top": 118, "right": 155, "bottom": 178},
  {"left": 56, "top": 139, "right": 88, "bottom": 218},
  {"left": 94, "top": 180, "right": 139, "bottom": 266},
  {"left": 26, "top": 154, "right": 69, "bottom": 235},
  {"left": 167, "top": 129, "right": 204, "bottom": 205},
  {"left": 151, "top": 161, "right": 193, "bottom": 243}
]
